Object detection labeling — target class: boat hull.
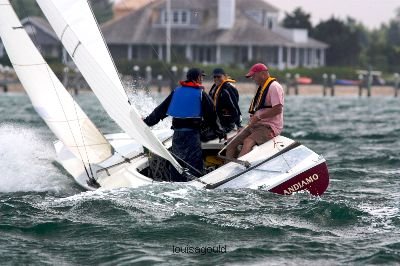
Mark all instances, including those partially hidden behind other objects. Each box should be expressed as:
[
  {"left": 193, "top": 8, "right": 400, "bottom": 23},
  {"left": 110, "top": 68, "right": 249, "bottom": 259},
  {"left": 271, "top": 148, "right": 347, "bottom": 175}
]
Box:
[
  {"left": 268, "top": 161, "right": 329, "bottom": 196},
  {"left": 54, "top": 131, "right": 330, "bottom": 196}
]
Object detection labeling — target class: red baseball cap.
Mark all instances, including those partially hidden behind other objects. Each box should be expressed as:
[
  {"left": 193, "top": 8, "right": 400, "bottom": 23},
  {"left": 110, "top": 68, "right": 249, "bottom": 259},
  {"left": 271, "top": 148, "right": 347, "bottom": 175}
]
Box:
[{"left": 245, "top": 63, "right": 269, "bottom": 78}]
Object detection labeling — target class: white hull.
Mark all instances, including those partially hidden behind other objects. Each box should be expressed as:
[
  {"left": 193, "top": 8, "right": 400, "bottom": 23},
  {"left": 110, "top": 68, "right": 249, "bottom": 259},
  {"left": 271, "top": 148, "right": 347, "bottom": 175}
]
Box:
[{"left": 54, "top": 129, "right": 330, "bottom": 196}]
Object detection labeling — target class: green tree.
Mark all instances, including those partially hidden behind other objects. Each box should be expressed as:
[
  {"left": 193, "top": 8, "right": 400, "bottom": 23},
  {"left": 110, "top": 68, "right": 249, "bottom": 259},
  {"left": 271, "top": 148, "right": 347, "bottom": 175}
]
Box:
[
  {"left": 312, "top": 17, "right": 362, "bottom": 66},
  {"left": 364, "top": 28, "right": 389, "bottom": 70},
  {"left": 345, "top": 18, "right": 370, "bottom": 67},
  {"left": 90, "top": 0, "right": 113, "bottom": 24},
  {"left": 12, "top": 0, "right": 43, "bottom": 19},
  {"left": 10, "top": 0, "right": 112, "bottom": 24},
  {"left": 386, "top": 19, "right": 400, "bottom": 72},
  {"left": 282, "top": 7, "right": 312, "bottom": 32}
]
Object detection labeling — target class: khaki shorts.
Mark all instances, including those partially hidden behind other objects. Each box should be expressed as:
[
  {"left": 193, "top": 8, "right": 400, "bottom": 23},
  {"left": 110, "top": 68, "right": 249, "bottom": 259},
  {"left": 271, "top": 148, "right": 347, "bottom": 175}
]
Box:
[{"left": 229, "top": 124, "right": 274, "bottom": 147}]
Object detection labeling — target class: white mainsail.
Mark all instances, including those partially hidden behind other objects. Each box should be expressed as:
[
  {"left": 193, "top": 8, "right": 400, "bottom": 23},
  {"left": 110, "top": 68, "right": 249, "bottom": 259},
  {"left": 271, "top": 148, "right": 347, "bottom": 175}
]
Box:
[
  {"left": 36, "top": 0, "right": 183, "bottom": 173},
  {"left": 0, "top": 0, "right": 113, "bottom": 164}
]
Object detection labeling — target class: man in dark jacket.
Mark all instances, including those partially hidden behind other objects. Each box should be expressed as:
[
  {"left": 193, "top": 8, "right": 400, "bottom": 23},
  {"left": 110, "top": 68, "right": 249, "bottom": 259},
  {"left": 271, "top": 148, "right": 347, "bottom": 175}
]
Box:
[
  {"left": 209, "top": 68, "right": 242, "bottom": 132},
  {"left": 144, "top": 68, "right": 225, "bottom": 181},
  {"left": 201, "top": 68, "right": 242, "bottom": 141}
]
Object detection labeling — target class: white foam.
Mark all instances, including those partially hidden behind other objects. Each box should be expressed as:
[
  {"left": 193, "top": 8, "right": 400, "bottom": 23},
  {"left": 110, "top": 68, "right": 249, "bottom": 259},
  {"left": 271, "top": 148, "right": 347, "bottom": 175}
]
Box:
[
  {"left": 125, "top": 85, "right": 172, "bottom": 130},
  {"left": 0, "top": 124, "right": 75, "bottom": 193}
]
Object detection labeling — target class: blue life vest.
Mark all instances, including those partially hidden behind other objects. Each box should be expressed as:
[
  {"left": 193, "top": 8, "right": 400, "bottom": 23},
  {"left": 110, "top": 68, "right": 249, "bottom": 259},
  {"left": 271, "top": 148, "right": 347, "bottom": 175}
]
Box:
[{"left": 167, "top": 86, "right": 202, "bottom": 118}]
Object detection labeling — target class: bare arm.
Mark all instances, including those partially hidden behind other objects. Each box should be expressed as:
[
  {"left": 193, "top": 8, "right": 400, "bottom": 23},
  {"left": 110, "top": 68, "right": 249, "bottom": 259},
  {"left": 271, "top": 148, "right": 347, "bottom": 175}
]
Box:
[{"left": 249, "top": 104, "right": 283, "bottom": 125}]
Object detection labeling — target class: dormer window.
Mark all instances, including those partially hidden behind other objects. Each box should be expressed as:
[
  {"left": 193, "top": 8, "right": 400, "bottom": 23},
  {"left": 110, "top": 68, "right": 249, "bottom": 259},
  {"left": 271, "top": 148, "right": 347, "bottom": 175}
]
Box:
[
  {"left": 161, "top": 9, "right": 190, "bottom": 26},
  {"left": 245, "top": 10, "right": 277, "bottom": 30},
  {"left": 245, "top": 10, "right": 262, "bottom": 24}
]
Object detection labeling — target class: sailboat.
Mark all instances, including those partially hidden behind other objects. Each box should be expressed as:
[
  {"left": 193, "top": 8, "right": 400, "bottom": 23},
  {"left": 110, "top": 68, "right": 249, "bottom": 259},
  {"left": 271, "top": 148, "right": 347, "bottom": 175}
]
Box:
[{"left": 0, "top": 0, "right": 329, "bottom": 195}]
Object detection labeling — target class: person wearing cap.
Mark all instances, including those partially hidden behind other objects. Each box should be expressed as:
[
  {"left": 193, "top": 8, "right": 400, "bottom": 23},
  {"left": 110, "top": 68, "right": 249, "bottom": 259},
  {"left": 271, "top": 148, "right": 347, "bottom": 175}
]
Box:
[
  {"left": 200, "top": 68, "right": 242, "bottom": 141},
  {"left": 144, "top": 68, "right": 225, "bottom": 181},
  {"left": 226, "top": 63, "right": 284, "bottom": 159},
  {"left": 209, "top": 68, "right": 242, "bottom": 132}
]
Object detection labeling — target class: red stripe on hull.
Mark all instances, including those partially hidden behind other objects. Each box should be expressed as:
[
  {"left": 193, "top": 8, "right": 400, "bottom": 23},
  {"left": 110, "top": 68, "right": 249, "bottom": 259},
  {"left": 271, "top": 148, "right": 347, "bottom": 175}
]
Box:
[{"left": 269, "top": 162, "right": 329, "bottom": 196}]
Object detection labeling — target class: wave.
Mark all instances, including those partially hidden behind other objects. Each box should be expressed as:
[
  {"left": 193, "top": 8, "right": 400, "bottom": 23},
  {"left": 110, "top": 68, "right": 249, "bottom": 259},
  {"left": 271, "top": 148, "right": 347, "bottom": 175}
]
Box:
[{"left": 0, "top": 124, "right": 77, "bottom": 193}]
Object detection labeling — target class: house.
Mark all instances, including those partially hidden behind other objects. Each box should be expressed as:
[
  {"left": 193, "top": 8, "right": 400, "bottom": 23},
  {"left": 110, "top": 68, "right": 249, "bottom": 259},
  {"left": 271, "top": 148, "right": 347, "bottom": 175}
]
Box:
[
  {"left": 113, "top": 0, "right": 153, "bottom": 19},
  {"left": 102, "top": 0, "right": 328, "bottom": 69},
  {"left": 21, "top": 17, "right": 66, "bottom": 60},
  {"left": 0, "top": 16, "right": 67, "bottom": 62}
]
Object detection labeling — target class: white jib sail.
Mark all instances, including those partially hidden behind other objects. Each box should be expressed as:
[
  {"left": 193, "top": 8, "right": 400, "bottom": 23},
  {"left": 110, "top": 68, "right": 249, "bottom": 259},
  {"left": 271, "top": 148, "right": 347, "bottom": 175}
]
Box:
[
  {"left": 36, "top": 0, "right": 183, "bottom": 173},
  {"left": 0, "top": 0, "right": 113, "bottom": 164}
]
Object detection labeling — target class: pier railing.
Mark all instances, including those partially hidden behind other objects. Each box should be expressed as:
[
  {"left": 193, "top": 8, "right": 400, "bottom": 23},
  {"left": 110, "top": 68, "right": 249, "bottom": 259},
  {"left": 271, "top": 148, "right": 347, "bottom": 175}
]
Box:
[{"left": 1, "top": 64, "right": 399, "bottom": 97}]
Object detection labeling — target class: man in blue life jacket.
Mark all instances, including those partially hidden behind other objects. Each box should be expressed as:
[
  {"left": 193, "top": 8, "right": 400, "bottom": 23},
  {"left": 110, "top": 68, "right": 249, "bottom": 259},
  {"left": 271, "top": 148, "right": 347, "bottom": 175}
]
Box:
[{"left": 144, "top": 68, "right": 226, "bottom": 181}]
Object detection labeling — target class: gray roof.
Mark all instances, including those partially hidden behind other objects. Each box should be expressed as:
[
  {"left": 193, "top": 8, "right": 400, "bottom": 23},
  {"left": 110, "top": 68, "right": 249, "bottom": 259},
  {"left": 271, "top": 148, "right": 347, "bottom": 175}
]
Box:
[
  {"left": 102, "top": 0, "right": 327, "bottom": 48},
  {"left": 21, "top": 16, "right": 59, "bottom": 41},
  {"left": 150, "top": 0, "right": 279, "bottom": 12}
]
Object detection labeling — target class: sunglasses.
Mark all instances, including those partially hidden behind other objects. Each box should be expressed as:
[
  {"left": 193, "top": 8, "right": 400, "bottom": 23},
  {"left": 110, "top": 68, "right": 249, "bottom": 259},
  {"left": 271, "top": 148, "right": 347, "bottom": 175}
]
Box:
[{"left": 213, "top": 75, "right": 223, "bottom": 78}]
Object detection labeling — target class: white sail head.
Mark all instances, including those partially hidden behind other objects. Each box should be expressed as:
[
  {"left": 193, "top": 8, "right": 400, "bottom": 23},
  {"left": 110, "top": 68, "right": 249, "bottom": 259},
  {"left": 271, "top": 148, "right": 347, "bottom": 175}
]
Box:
[
  {"left": 0, "top": 0, "right": 113, "bottom": 164},
  {"left": 36, "top": 0, "right": 183, "bottom": 173}
]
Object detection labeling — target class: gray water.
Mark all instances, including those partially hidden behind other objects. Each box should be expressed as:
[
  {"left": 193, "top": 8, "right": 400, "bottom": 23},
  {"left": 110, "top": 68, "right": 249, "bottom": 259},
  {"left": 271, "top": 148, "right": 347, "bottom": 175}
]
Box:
[{"left": 0, "top": 93, "right": 399, "bottom": 265}]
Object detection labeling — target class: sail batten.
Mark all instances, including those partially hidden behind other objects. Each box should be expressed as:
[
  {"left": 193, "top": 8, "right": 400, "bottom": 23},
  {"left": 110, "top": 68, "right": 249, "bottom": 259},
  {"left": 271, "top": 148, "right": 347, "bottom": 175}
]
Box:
[
  {"left": 36, "top": 0, "right": 183, "bottom": 173},
  {"left": 0, "top": 1, "right": 113, "bottom": 164}
]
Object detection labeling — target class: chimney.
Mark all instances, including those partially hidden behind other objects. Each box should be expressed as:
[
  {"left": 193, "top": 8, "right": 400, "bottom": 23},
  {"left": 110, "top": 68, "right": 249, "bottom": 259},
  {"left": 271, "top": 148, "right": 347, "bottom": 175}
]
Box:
[{"left": 218, "top": 0, "right": 236, "bottom": 29}]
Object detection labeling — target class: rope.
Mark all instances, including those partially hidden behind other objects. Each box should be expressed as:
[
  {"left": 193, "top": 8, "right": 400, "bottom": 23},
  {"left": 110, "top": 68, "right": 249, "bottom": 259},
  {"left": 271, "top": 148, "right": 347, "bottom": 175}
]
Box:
[
  {"left": 22, "top": 13, "right": 96, "bottom": 183},
  {"left": 169, "top": 151, "right": 203, "bottom": 177}
]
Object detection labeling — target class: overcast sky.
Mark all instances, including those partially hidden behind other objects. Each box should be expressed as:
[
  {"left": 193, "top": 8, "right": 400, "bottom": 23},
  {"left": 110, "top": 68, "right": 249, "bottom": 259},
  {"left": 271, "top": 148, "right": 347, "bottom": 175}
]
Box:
[{"left": 265, "top": 0, "right": 400, "bottom": 29}]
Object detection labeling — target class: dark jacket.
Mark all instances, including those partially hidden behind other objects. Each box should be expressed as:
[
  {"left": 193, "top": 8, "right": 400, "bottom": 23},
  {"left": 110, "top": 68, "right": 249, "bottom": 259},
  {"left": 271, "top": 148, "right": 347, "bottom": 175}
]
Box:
[
  {"left": 144, "top": 81, "right": 225, "bottom": 138},
  {"left": 209, "top": 80, "right": 242, "bottom": 129}
]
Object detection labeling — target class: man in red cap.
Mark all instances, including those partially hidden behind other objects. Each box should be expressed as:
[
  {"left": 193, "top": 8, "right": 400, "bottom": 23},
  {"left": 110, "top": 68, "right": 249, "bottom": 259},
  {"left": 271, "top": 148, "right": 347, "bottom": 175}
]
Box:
[{"left": 226, "top": 63, "right": 284, "bottom": 158}]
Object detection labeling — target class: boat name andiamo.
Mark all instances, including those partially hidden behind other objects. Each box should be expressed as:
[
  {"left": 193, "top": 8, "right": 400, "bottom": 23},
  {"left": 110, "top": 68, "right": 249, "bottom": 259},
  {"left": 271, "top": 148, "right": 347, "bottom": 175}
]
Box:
[{"left": 284, "top": 174, "right": 319, "bottom": 195}]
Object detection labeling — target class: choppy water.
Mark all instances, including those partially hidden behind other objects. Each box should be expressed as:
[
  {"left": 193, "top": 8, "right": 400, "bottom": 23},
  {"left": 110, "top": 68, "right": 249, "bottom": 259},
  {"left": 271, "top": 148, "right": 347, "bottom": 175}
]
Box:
[{"left": 0, "top": 92, "right": 399, "bottom": 265}]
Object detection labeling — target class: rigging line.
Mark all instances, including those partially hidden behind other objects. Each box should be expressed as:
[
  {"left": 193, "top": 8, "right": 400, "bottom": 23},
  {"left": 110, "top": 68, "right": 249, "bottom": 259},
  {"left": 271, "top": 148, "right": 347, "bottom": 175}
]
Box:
[
  {"left": 85, "top": 0, "right": 132, "bottom": 104},
  {"left": 37, "top": 2, "right": 140, "bottom": 166},
  {"left": 96, "top": 152, "right": 145, "bottom": 175},
  {"left": 150, "top": 45, "right": 176, "bottom": 82},
  {"left": 46, "top": 57, "right": 97, "bottom": 181},
  {"left": 169, "top": 151, "right": 203, "bottom": 177},
  {"left": 61, "top": 26, "right": 113, "bottom": 182},
  {"left": 12, "top": 62, "right": 47, "bottom": 66},
  {"left": 110, "top": 134, "right": 172, "bottom": 163},
  {"left": 44, "top": 0, "right": 132, "bottom": 107},
  {"left": 273, "top": 137, "right": 293, "bottom": 171},
  {"left": 163, "top": 0, "right": 199, "bottom": 65},
  {"left": 205, "top": 142, "right": 302, "bottom": 189},
  {"left": 118, "top": 0, "right": 183, "bottom": 83},
  {"left": 97, "top": 133, "right": 179, "bottom": 176},
  {"left": 23, "top": 13, "right": 95, "bottom": 181},
  {"left": 69, "top": 88, "right": 101, "bottom": 181}
]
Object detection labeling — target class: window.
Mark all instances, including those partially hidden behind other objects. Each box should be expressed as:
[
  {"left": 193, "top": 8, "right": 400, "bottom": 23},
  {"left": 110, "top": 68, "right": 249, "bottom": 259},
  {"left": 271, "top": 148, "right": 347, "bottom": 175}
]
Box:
[
  {"left": 268, "top": 18, "right": 273, "bottom": 29},
  {"left": 161, "top": 9, "right": 190, "bottom": 26},
  {"left": 173, "top": 11, "right": 179, "bottom": 23},
  {"left": 181, "top": 11, "right": 188, "bottom": 24},
  {"left": 245, "top": 10, "right": 262, "bottom": 24}
]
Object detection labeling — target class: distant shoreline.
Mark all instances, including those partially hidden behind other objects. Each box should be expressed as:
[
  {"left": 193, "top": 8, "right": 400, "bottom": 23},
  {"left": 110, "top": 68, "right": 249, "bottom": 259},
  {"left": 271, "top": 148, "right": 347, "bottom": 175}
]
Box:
[{"left": 1, "top": 82, "right": 398, "bottom": 97}]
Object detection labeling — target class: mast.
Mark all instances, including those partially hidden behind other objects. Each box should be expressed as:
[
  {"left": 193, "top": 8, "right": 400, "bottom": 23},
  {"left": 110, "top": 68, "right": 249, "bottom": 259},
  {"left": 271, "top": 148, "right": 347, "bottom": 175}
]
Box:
[
  {"left": 36, "top": 0, "right": 184, "bottom": 173},
  {"left": 166, "top": 0, "right": 171, "bottom": 63}
]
